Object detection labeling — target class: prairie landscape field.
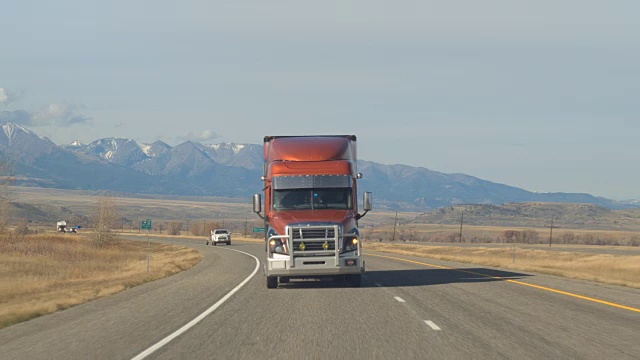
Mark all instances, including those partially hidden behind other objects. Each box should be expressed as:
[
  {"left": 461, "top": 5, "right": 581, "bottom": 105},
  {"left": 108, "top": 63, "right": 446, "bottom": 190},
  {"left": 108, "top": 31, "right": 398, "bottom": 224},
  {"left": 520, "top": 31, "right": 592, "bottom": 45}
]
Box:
[
  {"left": 0, "top": 233, "right": 201, "bottom": 328},
  {"left": 2, "top": 186, "right": 639, "bottom": 329}
]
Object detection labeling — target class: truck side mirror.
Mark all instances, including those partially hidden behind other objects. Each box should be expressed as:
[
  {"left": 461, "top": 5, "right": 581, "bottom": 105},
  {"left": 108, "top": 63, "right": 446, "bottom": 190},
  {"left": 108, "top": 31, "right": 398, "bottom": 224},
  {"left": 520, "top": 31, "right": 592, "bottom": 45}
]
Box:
[
  {"left": 253, "top": 194, "right": 262, "bottom": 214},
  {"left": 363, "top": 192, "right": 373, "bottom": 211}
]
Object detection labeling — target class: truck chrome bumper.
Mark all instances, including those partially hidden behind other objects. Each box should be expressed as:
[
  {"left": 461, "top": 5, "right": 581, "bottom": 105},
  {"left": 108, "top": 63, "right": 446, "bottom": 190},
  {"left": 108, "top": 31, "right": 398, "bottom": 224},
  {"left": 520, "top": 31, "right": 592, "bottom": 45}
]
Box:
[{"left": 266, "top": 255, "right": 363, "bottom": 277}]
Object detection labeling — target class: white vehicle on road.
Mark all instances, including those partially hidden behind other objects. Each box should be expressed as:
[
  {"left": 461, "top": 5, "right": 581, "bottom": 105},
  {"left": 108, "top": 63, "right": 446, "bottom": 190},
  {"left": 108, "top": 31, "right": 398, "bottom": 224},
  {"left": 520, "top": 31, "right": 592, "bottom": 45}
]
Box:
[{"left": 207, "top": 229, "right": 231, "bottom": 246}]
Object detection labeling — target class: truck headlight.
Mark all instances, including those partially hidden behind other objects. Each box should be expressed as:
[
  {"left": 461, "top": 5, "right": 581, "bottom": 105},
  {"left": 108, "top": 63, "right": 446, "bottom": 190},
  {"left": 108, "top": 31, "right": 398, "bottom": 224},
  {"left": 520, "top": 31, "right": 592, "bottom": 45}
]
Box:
[
  {"left": 269, "top": 239, "right": 285, "bottom": 254},
  {"left": 344, "top": 238, "right": 358, "bottom": 252}
]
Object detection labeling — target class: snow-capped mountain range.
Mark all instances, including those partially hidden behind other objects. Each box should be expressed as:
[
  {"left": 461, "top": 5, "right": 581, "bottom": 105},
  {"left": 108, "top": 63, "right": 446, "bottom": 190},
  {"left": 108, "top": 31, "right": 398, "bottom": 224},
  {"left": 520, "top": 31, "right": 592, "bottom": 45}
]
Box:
[{"left": 0, "top": 122, "right": 636, "bottom": 210}]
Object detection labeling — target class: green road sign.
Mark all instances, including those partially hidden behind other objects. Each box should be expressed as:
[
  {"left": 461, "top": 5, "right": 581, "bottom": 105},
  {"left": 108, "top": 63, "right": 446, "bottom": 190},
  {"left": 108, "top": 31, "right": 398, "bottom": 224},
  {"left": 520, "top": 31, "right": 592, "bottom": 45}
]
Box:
[
  {"left": 141, "top": 219, "right": 152, "bottom": 230},
  {"left": 252, "top": 227, "right": 265, "bottom": 233}
]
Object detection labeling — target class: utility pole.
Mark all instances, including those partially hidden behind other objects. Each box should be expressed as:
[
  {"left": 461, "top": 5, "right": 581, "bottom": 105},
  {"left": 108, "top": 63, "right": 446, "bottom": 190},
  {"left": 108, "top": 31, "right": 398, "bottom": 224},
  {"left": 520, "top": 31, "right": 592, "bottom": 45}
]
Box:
[
  {"left": 392, "top": 211, "right": 398, "bottom": 242},
  {"left": 459, "top": 211, "right": 464, "bottom": 243},
  {"left": 244, "top": 217, "right": 248, "bottom": 236},
  {"left": 549, "top": 216, "right": 554, "bottom": 247}
]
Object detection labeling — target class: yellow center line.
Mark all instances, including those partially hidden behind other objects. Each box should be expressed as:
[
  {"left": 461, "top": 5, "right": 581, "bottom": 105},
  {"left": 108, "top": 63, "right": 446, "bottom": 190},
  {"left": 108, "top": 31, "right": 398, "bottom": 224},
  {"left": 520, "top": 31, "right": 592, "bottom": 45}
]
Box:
[{"left": 366, "top": 252, "right": 640, "bottom": 314}]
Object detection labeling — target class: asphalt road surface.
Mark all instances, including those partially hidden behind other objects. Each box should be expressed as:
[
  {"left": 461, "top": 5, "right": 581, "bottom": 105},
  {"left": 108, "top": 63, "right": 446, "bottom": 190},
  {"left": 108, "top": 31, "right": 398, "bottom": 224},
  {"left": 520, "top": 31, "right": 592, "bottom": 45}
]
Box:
[{"left": 1, "top": 236, "right": 638, "bottom": 359}]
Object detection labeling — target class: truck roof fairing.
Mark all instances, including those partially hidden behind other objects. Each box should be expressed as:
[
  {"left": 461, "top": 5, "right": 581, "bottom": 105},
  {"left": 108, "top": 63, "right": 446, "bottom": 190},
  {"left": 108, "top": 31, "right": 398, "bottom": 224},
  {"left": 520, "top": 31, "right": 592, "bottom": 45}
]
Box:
[{"left": 264, "top": 135, "right": 356, "bottom": 163}]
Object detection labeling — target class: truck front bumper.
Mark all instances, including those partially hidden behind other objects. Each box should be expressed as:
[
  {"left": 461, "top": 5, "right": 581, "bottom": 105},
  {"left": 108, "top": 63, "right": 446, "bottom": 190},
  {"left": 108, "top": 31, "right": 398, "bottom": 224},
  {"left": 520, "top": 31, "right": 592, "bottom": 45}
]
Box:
[{"left": 266, "top": 255, "right": 363, "bottom": 277}]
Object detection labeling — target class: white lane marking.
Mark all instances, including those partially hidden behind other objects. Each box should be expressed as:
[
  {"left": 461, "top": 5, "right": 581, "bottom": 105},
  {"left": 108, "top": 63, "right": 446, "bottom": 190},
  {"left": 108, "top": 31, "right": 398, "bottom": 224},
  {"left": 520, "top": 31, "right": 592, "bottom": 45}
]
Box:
[
  {"left": 424, "top": 320, "right": 442, "bottom": 331},
  {"left": 394, "top": 296, "right": 406, "bottom": 303},
  {"left": 131, "top": 248, "right": 260, "bottom": 360}
]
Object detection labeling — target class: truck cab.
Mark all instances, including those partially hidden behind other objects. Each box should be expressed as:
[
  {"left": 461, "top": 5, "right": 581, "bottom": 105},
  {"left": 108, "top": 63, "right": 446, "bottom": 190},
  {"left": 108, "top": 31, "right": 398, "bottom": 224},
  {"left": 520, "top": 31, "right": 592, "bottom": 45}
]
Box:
[{"left": 253, "top": 135, "right": 372, "bottom": 288}]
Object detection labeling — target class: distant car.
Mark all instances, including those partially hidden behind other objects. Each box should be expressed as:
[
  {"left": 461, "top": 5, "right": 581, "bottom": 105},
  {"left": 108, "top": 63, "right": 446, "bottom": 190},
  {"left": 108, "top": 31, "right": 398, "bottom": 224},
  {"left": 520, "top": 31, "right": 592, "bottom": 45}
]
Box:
[{"left": 207, "top": 229, "right": 231, "bottom": 246}]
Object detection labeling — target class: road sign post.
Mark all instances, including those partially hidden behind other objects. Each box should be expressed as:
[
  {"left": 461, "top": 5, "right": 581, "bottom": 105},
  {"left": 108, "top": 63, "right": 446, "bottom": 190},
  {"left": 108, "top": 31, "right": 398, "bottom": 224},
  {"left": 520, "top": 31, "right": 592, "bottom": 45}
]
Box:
[
  {"left": 141, "top": 219, "right": 152, "bottom": 230},
  {"left": 141, "top": 219, "right": 152, "bottom": 273}
]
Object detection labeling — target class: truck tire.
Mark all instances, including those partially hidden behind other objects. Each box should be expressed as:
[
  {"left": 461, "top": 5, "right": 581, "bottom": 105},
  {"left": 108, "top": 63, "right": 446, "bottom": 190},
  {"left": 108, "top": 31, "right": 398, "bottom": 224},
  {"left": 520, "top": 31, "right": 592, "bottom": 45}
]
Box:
[
  {"left": 266, "top": 276, "right": 278, "bottom": 289},
  {"left": 213, "top": 242, "right": 217, "bottom": 246},
  {"left": 227, "top": 241, "right": 231, "bottom": 245},
  {"left": 347, "top": 274, "right": 362, "bottom": 287}
]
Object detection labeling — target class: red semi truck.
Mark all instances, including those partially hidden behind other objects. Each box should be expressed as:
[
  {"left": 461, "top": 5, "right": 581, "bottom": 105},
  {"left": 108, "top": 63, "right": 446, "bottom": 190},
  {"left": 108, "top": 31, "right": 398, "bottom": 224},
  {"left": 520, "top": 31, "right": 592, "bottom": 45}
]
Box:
[{"left": 252, "top": 135, "right": 372, "bottom": 288}]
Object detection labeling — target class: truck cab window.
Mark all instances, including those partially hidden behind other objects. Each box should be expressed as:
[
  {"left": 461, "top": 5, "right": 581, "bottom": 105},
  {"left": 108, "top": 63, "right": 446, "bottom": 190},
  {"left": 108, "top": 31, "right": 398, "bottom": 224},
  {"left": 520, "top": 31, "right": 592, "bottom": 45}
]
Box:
[
  {"left": 274, "top": 188, "right": 351, "bottom": 210},
  {"left": 274, "top": 189, "right": 311, "bottom": 210}
]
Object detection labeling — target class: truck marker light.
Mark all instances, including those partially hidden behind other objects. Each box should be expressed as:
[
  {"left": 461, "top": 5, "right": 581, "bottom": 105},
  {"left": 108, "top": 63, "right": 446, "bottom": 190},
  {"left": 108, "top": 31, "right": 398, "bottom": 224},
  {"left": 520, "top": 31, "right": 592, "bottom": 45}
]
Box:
[
  {"left": 299, "top": 242, "right": 306, "bottom": 251},
  {"left": 346, "top": 259, "right": 356, "bottom": 266},
  {"left": 269, "top": 239, "right": 276, "bottom": 246},
  {"left": 322, "top": 241, "right": 329, "bottom": 250},
  {"left": 352, "top": 238, "right": 358, "bottom": 245}
]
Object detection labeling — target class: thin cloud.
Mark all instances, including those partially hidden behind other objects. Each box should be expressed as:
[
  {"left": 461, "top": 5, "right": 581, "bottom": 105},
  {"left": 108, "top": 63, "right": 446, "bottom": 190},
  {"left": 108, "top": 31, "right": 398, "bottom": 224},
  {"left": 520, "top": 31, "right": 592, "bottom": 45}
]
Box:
[
  {"left": 0, "top": 87, "right": 20, "bottom": 105},
  {"left": 33, "top": 103, "right": 91, "bottom": 125},
  {"left": 0, "top": 110, "right": 32, "bottom": 124},
  {"left": 177, "top": 129, "right": 221, "bottom": 143},
  {"left": 0, "top": 103, "right": 91, "bottom": 126}
]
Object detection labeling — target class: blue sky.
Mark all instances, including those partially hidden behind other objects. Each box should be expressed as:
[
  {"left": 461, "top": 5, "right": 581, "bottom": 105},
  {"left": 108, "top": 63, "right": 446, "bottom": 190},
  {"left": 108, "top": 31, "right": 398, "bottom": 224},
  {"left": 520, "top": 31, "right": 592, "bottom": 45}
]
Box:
[{"left": 1, "top": 1, "right": 639, "bottom": 199}]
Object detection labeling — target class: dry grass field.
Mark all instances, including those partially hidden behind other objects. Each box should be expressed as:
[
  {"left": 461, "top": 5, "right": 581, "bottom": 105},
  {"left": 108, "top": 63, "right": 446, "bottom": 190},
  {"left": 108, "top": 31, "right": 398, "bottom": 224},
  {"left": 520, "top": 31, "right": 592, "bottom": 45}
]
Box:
[
  {"left": 365, "top": 242, "right": 640, "bottom": 288},
  {"left": 0, "top": 234, "right": 202, "bottom": 329}
]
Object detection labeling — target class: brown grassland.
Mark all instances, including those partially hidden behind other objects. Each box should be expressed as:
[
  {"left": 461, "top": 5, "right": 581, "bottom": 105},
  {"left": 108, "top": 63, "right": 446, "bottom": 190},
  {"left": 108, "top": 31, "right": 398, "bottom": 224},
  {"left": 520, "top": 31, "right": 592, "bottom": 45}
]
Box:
[
  {"left": 0, "top": 234, "right": 202, "bottom": 329},
  {"left": 365, "top": 242, "right": 640, "bottom": 288}
]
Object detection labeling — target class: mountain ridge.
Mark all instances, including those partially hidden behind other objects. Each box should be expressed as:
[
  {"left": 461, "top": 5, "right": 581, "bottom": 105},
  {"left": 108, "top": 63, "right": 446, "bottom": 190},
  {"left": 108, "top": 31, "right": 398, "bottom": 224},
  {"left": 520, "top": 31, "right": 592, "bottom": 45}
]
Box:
[{"left": 0, "top": 122, "right": 635, "bottom": 211}]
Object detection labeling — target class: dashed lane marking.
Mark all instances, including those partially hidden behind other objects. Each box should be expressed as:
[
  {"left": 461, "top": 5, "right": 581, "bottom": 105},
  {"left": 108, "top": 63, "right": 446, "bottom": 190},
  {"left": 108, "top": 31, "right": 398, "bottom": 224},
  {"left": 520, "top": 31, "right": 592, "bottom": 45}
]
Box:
[
  {"left": 424, "top": 320, "right": 442, "bottom": 331},
  {"left": 367, "top": 252, "right": 640, "bottom": 314}
]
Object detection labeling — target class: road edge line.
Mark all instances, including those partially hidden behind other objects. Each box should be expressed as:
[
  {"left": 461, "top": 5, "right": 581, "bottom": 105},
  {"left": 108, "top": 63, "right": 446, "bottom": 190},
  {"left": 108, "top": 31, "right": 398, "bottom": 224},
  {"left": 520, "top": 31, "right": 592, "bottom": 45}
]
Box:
[{"left": 131, "top": 248, "right": 260, "bottom": 360}]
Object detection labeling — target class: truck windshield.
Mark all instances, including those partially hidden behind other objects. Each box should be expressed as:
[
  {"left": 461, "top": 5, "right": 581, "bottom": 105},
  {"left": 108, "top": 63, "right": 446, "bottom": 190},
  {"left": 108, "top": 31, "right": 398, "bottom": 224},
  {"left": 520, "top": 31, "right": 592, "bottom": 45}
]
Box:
[{"left": 274, "top": 188, "right": 352, "bottom": 210}]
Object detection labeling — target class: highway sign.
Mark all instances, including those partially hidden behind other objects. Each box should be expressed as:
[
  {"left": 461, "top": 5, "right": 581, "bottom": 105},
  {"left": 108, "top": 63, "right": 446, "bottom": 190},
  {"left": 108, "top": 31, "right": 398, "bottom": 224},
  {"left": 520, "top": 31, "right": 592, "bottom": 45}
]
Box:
[
  {"left": 141, "top": 219, "right": 152, "bottom": 230},
  {"left": 253, "top": 227, "right": 265, "bottom": 233}
]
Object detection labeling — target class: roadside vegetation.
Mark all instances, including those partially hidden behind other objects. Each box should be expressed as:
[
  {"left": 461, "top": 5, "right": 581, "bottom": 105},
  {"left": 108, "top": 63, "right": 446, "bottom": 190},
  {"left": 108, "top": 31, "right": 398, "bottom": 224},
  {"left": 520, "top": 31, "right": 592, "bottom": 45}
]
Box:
[
  {"left": 365, "top": 224, "right": 640, "bottom": 247},
  {"left": 0, "top": 234, "right": 201, "bottom": 329}
]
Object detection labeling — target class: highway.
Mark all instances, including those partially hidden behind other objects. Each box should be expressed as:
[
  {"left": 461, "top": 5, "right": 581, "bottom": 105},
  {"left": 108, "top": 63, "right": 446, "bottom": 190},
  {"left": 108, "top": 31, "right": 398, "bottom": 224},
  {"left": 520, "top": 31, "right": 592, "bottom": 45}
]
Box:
[{"left": 1, "top": 236, "right": 638, "bottom": 359}]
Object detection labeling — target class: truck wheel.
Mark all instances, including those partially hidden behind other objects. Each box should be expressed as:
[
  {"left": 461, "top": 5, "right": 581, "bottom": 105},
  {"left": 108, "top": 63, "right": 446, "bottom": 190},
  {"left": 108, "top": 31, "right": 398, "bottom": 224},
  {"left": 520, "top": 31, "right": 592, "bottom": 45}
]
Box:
[
  {"left": 206, "top": 241, "right": 209, "bottom": 245},
  {"left": 213, "top": 242, "right": 217, "bottom": 246},
  {"left": 347, "top": 274, "right": 362, "bottom": 287},
  {"left": 266, "top": 276, "right": 278, "bottom": 289},
  {"left": 227, "top": 241, "right": 231, "bottom": 246},
  {"left": 279, "top": 277, "right": 289, "bottom": 284}
]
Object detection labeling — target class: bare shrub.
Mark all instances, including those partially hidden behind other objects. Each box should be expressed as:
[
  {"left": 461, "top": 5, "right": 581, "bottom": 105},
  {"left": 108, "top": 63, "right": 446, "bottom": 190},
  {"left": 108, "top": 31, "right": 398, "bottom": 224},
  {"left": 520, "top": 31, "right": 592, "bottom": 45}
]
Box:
[
  {"left": 167, "top": 221, "right": 183, "bottom": 236},
  {"left": 0, "top": 154, "right": 15, "bottom": 234},
  {"left": 13, "top": 219, "right": 29, "bottom": 238},
  {"left": 90, "top": 197, "right": 119, "bottom": 248},
  {"left": 523, "top": 229, "right": 540, "bottom": 243},
  {"left": 501, "top": 230, "right": 519, "bottom": 243},
  {"left": 190, "top": 221, "right": 222, "bottom": 236},
  {"left": 560, "top": 232, "right": 575, "bottom": 244},
  {"left": 580, "top": 234, "right": 595, "bottom": 245}
]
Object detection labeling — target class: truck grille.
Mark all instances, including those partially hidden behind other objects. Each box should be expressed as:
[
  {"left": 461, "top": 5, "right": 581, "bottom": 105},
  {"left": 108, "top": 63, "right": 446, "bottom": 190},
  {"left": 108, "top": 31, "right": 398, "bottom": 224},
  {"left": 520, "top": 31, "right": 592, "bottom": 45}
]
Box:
[
  {"left": 292, "top": 228, "right": 335, "bottom": 239},
  {"left": 289, "top": 225, "right": 339, "bottom": 256}
]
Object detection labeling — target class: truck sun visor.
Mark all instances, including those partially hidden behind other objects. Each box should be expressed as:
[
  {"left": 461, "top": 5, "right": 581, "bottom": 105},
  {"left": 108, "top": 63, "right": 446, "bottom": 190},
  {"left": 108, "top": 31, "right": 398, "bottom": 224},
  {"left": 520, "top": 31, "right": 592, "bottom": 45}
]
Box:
[{"left": 273, "top": 175, "right": 352, "bottom": 189}]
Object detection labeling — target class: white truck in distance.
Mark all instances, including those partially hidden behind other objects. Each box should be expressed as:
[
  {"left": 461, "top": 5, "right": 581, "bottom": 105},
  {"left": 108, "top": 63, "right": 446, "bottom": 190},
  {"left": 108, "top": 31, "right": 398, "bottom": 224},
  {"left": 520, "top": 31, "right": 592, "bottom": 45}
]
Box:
[{"left": 207, "top": 229, "right": 231, "bottom": 246}]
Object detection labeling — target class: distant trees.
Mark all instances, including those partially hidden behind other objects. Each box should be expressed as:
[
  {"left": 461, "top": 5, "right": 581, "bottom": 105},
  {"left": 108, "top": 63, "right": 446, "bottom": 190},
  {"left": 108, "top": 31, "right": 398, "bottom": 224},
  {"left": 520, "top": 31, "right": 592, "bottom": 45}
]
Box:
[
  {"left": 14, "top": 219, "right": 29, "bottom": 237},
  {"left": 91, "top": 197, "right": 119, "bottom": 247},
  {"left": 167, "top": 221, "right": 183, "bottom": 236},
  {"left": 191, "top": 221, "right": 221, "bottom": 236},
  {"left": 0, "top": 154, "right": 15, "bottom": 234},
  {"left": 501, "top": 229, "right": 540, "bottom": 243}
]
